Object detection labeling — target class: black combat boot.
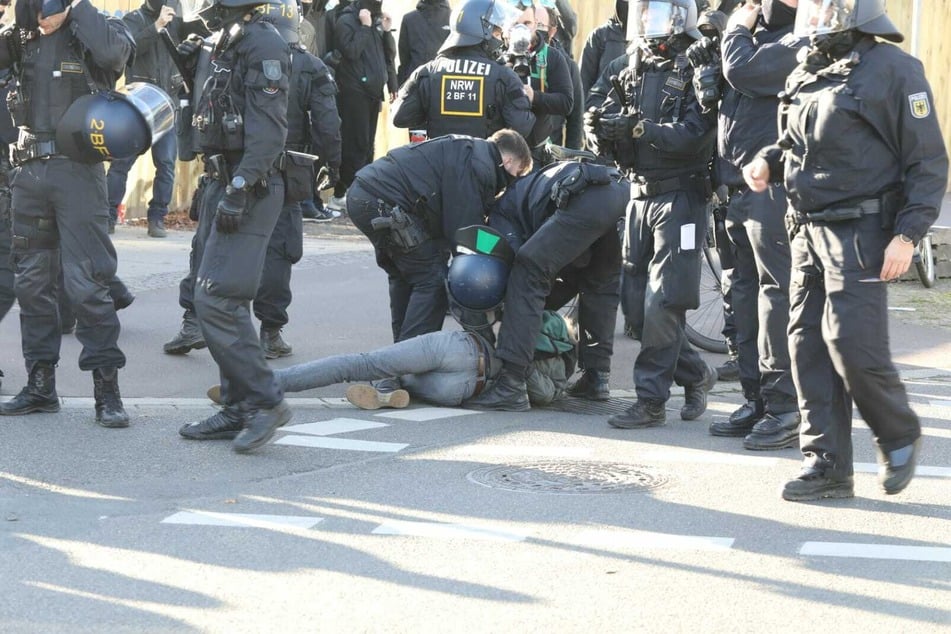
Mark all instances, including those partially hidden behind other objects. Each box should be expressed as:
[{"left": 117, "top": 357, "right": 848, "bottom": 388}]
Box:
[
  {"left": 163, "top": 310, "right": 206, "bottom": 354},
  {"left": 744, "top": 411, "right": 800, "bottom": 450},
  {"left": 180, "top": 406, "right": 249, "bottom": 440},
  {"left": 464, "top": 367, "right": 530, "bottom": 412},
  {"left": 566, "top": 370, "right": 611, "bottom": 401},
  {"left": 261, "top": 327, "right": 293, "bottom": 359},
  {"left": 0, "top": 363, "right": 60, "bottom": 416},
  {"left": 877, "top": 438, "right": 920, "bottom": 495},
  {"left": 681, "top": 363, "right": 718, "bottom": 421},
  {"left": 233, "top": 400, "right": 293, "bottom": 453},
  {"left": 781, "top": 465, "right": 854, "bottom": 501},
  {"left": 715, "top": 356, "right": 740, "bottom": 382},
  {"left": 709, "top": 398, "right": 764, "bottom": 437},
  {"left": 607, "top": 399, "right": 666, "bottom": 429},
  {"left": 93, "top": 368, "right": 130, "bottom": 428}
]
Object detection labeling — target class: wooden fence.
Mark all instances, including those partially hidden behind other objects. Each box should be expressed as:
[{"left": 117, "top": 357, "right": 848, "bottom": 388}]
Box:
[{"left": 79, "top": 0, "right": 950, "bottom": 217}]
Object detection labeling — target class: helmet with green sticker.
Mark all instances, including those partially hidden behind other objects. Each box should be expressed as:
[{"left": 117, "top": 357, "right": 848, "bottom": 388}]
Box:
[{"left": 447, "top": 225, "right": 515, "bottom": 331}]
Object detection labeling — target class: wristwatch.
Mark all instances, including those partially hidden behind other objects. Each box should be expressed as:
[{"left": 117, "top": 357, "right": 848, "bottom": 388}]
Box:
[
  {"left": 229, "top": 176, "right": 248, "bottom": 192},
  {"left": 897, "top": 233, "right": 915, "bottom": 245}
]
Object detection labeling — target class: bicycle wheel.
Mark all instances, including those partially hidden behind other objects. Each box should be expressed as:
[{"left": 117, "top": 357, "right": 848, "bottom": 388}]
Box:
[
  {"left": 685, "top": 244, "right": 728, "bottom": 354},
  {"left": 914, "top": 233, "right": 936, "bottom": 288}
]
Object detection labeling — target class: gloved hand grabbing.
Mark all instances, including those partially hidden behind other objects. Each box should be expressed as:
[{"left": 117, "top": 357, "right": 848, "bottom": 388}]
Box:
[
  {"left": 315, "top": 164, "right": 339, "bottom": 191},
  {"left": 686, "top": 36, "right": 718, "bottom": 68},
  {"left": 692, "top": 63, "right": 723, "bottom": 111},
  {"left": 177, "top": 33, "right": 203, "bottom": 59},
  {"left": 582, "top": 107, "right": 600, "bottom": 135},
  {"left": 598, "top": 114, "right": 644, "bottom": 141},
  {"left": 215, "top": 184, "right": 247, "bottom": 233}
]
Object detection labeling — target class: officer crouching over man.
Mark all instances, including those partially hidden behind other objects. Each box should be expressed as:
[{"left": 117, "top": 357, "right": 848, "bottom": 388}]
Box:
[{"left": 744, "top": 0, "right": 947, "bottom": 501}]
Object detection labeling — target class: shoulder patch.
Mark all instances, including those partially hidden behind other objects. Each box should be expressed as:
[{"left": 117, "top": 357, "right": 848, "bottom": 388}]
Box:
[
  {"left": 263, "top": 60, "right": 282, "bottom": 81},
  {"left": 908, "top": 92, "right": 930, "bottom": 119}
]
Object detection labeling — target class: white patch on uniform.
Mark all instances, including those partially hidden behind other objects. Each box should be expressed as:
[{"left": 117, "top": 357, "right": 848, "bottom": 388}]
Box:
[{"left": 908, "top": 92, "right": 930, "bottom": 119}]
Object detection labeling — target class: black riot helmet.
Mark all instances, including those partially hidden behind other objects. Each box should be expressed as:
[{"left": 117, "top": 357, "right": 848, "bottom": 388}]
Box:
[
  {"left": 446, "top": 225, "right": 515, "bottom": 332},
  {"left": 55, "top": 83, "right": 176, "bottom": 163},
  {"left": 439, "top": 0, "right": 523, "bottom": 56},
  {"left": 188, "top": 0, "right": 261, "bottom": 30},
  {"left": 794, "top": 0, "right": 903, "bottom": 43},
  {"left": 627, "top": 0, "right": 702, "bottom": 41},
  {"left": 258, "top": 0, "right": 300, "bottom": 44}
]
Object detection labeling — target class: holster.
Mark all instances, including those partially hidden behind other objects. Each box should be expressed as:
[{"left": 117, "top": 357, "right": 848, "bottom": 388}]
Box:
[
  {"left": 370, "top": 202, "right": 429, "bottom": 252},
  {"left": 205, "top": 154, "right": 231, "bottom": 184}
]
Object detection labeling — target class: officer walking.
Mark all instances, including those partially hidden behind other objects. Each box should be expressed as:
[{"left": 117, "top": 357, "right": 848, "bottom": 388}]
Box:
[
  {"left": 695, "top": 0, "right": 803, "bottom": 450},
  {"left": 105, "top": 0, "right": 186, "bottom": 238},
  {"left": 586, "top": 0, "right": 718, "bottom": 430},
  {"left": 251, "top": 0, "right": 342, "bottom": 360},
  {"left": 347, "top": 129, "right": 531, "bottom": 346},
  {"left": 464, "top": 160, "right": 629, "bottom": 411},
  {"left": 0, "top": 0, "right": 133, "bottom": 427},
  {"left": 172, "top": 0, "right": 293, "bottom": 452},
  {"left": 392, "top": 0, "right": 535, "bottom": 141},
  {"left": 745, "top": 0, "right": 948, "bottom": 500}
]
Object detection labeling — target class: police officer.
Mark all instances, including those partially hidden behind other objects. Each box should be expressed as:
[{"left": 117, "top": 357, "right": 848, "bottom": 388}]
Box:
[
  {"left": 586, "top": 0, "right": 718, "bottom": 429},
  {"left": 392, "top": 0, "right": 535, "bottom": 141},
  {"left": 172, "top": 0, "right": 293, "bottom": 452},
  {"left": 0, "top": 0, "right": 133, "bottom": 427},
  {"left": 347, "top": 129, "right": 531, "bottom": 346},
  {"left": 505, "top": 3, "right": 574, "bottom": 164},
  {"left": 694, "top": 0, "right": 802, "bottom": 450},
  {"left": 579, "top": 0, "right": 628, "bottom": 96},
  {"left": 250, "top": 0, "right": 341, "bottom": 360},
  {"left": 396, "top": 0, "right": 450, "bottom": 86},
  {"left": 464, "top": 160, "right": 628, "bottom": 411},
  {"left": 744, "top": 0, "right": 948, "bottom": 500}
]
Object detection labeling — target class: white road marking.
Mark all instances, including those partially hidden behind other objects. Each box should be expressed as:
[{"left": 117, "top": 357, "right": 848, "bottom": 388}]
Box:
[
  {"left": 799, "top": 542, "right": 951, "bottom": 562},
  {"left": 372, "top": 521, "right": 529, "bottom": 542},
  {"left": 853, "top": 462, "right": 951, "bottom": 478},
  {"left": 576, "top": 529, "right": 734, "bottom": 551},
  {"left": 375, "top": 407, "right": 482, "bottom": 421},
  {"left": 285, "top": 418, "right": 389, "bottom": 436},
  {"left": 161, "top": 511, "right": 323, "bottom": 529},
  {"left": 274, "top": 435, "right": 408, "bottom": 452}
]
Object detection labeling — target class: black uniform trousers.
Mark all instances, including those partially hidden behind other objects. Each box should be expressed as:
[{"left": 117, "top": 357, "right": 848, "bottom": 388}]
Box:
[
  {"left": 10, "top": 159, "right": 125, "bottom": 371},
  {"left": 726, "top": 184, "right": 797, "bottom": 413},
  {"left": 254, "top": 200, "right": 304, "bottom": 330},
  {"left": 496, "top": 183, "right": 627, "bottom": 372},
  {"left": 0, "top": 186, "right": 13, "bottom": 324},
  {"left": 623, "top": 183, "right": 707, "bottom": 402},
  {"left": 347, "top": 180, "right": 448, "bottom": 342},
  {"left": 789, "top": 212, "right": 920, "bottom": 477},
  {"left": 192, "top": 174, "right": 285, "bottom": 410},
  {"left": 335, "top": 90, "right": 381, "bottom": 198}
]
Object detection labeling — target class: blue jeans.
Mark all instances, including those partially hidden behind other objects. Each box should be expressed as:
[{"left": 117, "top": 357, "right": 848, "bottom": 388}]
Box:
[
  {"left": 276, "top": 331, "right": 484, "bottom": 407},
  {"left": 106, "top": 130, "right": 177, "bottom": 222}
]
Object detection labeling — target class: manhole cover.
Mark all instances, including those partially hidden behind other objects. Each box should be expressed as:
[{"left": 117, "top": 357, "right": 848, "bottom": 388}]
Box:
[
  {"left": 541, "top": 396, "right": 633, "bottom": 416},
  {"left": 467, "top": 461, "right": 670, "bottom": 494}
]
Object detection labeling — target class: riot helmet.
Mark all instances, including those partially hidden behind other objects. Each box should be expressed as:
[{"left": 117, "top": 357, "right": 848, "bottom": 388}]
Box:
[
  {"left": 55, "top": 82, "right": 176, "bottom": 163},
  {"left": 794, "top": 0, "right": 903, "bottom": 43},
  {"left": 446, "top": 225, "right": 515, "bottom": 332},
  {"left": 438, "top": 0, "right": 523, "bottom": 56},
  {"left": 184, "top": 0, "right": 261, "bottom": 30},
  {"left": 627, "top": 0, "right": 702, "bottom": 41},
  {"left": 258, "top": 0, "right": 301, "bottom": 44}
]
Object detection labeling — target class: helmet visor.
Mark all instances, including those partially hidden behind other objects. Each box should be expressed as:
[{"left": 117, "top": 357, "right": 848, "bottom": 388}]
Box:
[
  {"left": 627, "top": 1, "right": 690, "bottom": 40},
  {"left": 180, "top": 0, "right": 213, "bottom": 23},
  {"left": 485, "top": 1, "right": 523, "bottom": 35},
  {"left": 794, "top": 0, "right": 858, "bottom": 38}
]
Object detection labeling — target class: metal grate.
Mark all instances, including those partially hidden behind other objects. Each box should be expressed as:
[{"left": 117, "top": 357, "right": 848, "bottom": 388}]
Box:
[{"left": 467, "top": 461, "right": 670, "bottom": 494}]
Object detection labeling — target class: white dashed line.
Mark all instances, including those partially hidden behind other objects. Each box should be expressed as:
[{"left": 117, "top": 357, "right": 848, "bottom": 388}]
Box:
[
  {"left": 161, "top": 511, "right": 324, "bottom": 529},
  {"left": 799, "top": 542, "right": 951, "bottom": 562},
  {"left": 274, "top": 435, "right": 408, "bottom": 452},
  {"left": 374, "top": 407, "right": 482, "bottom": 421},
  {"left": 372, "top": 521, "right": 530, "bottom": 542}
]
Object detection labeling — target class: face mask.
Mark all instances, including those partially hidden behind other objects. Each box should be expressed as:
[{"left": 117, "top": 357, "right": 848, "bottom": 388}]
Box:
[
  {"left": 535, "top": 28, "right": 549, "bottom": 46},
  {"left": 761, "top": 0, "right": 797, "bottom": 30}
]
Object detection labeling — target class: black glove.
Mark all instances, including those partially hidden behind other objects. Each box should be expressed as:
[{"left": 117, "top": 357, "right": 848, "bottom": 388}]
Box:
[
  {"left": 598, "top": 114, "right": 644, "bottom": 141},
  {"left": 315, "top": 164, "right": 339, "bottom": 191},
  {"left": 582, "top": 107, "right": 601, "bottom": 137},
  {"left": 686, "top": 36, "right": 718, "bottom": 68},
  {"left": 215, "top": 185, "right": 247, "bottom": 233},
  {"left": 692, "top": 63, "right": 723, "bottom": 111},
  {"left": 177, "top": 34, "right": 203, "bottom": 60}
]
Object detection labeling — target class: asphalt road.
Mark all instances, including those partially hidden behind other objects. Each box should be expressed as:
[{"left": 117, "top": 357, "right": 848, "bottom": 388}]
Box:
[{"left": 0, "top": 225, "right": 948, "bottom": 633}]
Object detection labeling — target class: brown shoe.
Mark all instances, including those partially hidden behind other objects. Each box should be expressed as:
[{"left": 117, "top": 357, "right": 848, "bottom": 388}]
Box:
[{"left": 346, "top": 384, "right": 410, "bottom": 410}]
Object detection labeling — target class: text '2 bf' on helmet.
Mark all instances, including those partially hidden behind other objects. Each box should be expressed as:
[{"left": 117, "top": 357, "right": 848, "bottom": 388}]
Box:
[
  {"left": 55, "top": 83, "right": 176, "bottom": 164},
  {"left": 794, "top": 0, "right": 903, "bottom": 43},
  {"left": 258, "top": 0, "right": 301, "bottom": 44},
  {"left": 439, "top": 0, "right": 523, "bottom": 54},
  {"left": 626, "top": 0, "right": 701, "bottom": 41}
]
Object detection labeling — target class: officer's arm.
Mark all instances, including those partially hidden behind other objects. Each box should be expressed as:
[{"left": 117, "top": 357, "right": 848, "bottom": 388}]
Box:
[
  {"left": 722, "top": 29, "right": 800, "bottom": 98},
  {"left": 308, "top": 60, "right": 342, "bottom": 170},
  {"left": 887, "top": 61, "right": 949, "bottom": 242},
  {"left": 391, "top": 66, "right": 428, "bottom": 128},
  {"left": 124, "top": 9, "right": 159, "bottom": 52},
  {"left": 70, "top": 0, "right": 133, "bottom": 73},
  {"left": 498, "top": 72, "right": 536, "bottom": 139},
  {"left": 579, "top": 31, "right": 601, "bottom": 94},
  {"left": 334, "top": 14, "right": 373, "bottom": 63},
  {"left": 586, "top": 55, "right": 626, "bottom": 114},
  {"left": 233, "top": 37, "right": 290, "bottom": 185},
  {"left": 529, "top": 48, "right": 573, "bottom": 116},
  {"left": 636, "top": 87, "right": 717, "bottom": 157}
]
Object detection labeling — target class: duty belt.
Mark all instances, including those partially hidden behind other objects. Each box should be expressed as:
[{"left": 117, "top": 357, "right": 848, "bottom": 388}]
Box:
[
  {"left": 798, "top": 198, "right": 880, "bottom": 224},
  {"left": 468, "top": 332, "right": 488, "bottom": 397},
  {"left": 629, "top": 173, "right": 711, "bottom": 199},
  {"left": 12, "top": 139, "right": 64, "bottom": 165}
]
